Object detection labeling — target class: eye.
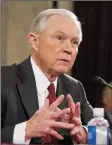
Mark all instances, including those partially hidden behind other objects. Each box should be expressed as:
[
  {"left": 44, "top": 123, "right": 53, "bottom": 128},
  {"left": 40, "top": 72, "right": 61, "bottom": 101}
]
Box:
[
  {"left": 56, "top": 35, "right": 63, "bottom": 41},
  {"left": 72, "top": 40, "right": 79, "bottom": 46}
]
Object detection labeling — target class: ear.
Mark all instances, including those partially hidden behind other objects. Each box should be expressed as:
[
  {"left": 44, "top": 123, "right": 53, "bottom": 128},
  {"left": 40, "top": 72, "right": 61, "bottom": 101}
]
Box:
[{"left": 28, "top": 33, "right": 40, "bottom": 51}]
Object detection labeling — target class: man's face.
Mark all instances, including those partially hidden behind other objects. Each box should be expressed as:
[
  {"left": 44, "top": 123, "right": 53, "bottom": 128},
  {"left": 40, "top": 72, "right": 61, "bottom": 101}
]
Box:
[{"left": 30, "top": 15, "right": 81, "bottom": 75}]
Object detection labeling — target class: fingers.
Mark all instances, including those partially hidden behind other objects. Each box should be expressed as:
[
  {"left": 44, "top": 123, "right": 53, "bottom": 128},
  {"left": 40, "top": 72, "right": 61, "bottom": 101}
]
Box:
[
  {"left": 53, "top": 108, "right": 70, "bottom": 118},
  {"left": 75, "top": 102, "right": 80, "bottom": 118},
  {"left": 75, "top": 134, "right": 83, "bottom": 142},
  {"left": 60, "top": 114, "right": 70, "bottom": 123},
  {"left": 55, "top": 108, "right": 70, "bottom": 122},
  {"left": 51, "top": 121, "right": 74, "bottom": 129},
  {"left": 75, "top": 132, "right": 87, "bottom": 143},
  {"left": 67, "top": 94, "right": 75, "bottom": 123},
  {"left": 67, "top": 94, "right": 75, "bottom": 113},
  {"left": 49, "top": 95, "right": 64, "bottom": 111},
  {"left": 72, "top": 117, "right": 81, "bottom": 126},
  {"left": 70, "top": 127, "right": 87, "bottom": 143},
  {"left": 49, "top": 129, "right": 63, "bottom": 140},
  {"left": 35, "top": 99, "right": 49, "bottom": 115},
  {"left": 70, "top": 126, "right": 81, "bottom": 136},
  {"left": 67, "top": 94, "right": 81, "bottom": 119},
  {"left": 67, "top": 94, "right": 74, "bottom": 107},
  {"left": 41, "top": 99, "right": 49, "bottom": 111}
]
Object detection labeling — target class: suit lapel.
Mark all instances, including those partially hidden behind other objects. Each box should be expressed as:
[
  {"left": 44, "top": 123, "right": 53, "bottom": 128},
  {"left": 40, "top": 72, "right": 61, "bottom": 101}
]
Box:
[
  {"left": 17, "top": 57, "right": 39, "bottom": 118},
  {"left": 17, "top": 81, "right": 39, "bottom": 118},
  {"left": 56, "top": 75, "right": 70, "bottom": 110}
]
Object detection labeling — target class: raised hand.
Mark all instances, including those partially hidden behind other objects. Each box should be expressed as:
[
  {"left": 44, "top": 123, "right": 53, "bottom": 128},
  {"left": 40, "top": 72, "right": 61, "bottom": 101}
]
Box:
[
  {"left": 25, "top": 95, "right": 74, "bottom": 140},
  {"left": 61, "top": 94, "right": 87, "bottom": 144}
]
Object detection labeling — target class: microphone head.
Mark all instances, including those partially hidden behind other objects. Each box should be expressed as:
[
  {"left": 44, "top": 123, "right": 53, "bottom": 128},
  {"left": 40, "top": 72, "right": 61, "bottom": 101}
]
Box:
[{"left": 92, "top": 76, "right": 107, "bottom": 85}]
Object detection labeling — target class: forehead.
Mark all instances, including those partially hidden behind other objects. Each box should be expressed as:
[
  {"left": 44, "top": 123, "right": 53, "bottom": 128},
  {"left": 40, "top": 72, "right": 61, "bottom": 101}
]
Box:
[{"left": 43, "top": 15, "right": 81, "bottom": 38}]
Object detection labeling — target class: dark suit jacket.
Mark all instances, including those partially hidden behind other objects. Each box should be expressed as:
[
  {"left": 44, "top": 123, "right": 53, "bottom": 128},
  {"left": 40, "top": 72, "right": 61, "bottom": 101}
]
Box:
[{"left": 1, "top": 57, "right": 93, "bottom": 144}]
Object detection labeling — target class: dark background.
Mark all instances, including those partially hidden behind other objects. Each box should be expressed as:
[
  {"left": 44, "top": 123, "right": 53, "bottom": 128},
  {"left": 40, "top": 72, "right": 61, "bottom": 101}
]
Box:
[
  {"left": 53, "top": 1, "right": 112, "bottom": 108},
  {"left": 72, "top": 1, "right": 112, "bottom": 108}
]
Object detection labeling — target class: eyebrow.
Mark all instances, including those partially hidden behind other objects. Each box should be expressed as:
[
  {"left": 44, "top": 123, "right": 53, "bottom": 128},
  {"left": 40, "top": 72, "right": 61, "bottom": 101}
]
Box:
[{"left": 55, "top": 30, "right": 79, "bottom": 40}]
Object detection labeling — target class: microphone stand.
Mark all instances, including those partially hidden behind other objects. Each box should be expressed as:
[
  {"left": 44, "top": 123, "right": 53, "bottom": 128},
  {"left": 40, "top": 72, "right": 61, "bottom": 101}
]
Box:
[{"left": 92, "top": 76, "right": 112, "bottom": 89}]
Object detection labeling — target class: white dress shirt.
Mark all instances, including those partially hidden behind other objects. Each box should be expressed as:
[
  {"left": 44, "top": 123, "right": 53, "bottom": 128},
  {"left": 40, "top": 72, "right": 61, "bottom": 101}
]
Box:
[{"left": 13, "top": 57, "right": 58, "bottom": 144}]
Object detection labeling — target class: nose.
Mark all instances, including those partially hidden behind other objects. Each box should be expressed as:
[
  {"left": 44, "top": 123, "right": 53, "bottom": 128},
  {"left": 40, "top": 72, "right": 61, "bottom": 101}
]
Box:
[
  {"left": 63, "top": 48, "right": 72, "bottom": 55},
  {"left": 62, "top": 40, "right": 73, "bottom": 55}
]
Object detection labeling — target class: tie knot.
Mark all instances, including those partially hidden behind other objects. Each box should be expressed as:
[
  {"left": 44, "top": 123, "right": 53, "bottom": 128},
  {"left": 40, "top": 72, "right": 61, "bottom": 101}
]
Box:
[{"left": 48, "top": 83, "right": 55, "bottom": 95}]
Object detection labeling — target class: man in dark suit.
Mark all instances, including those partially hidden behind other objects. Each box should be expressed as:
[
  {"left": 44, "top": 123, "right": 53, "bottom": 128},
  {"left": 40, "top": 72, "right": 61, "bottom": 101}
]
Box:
[{"left": 2, "top": 9, "right": 93, "bottom": 144}]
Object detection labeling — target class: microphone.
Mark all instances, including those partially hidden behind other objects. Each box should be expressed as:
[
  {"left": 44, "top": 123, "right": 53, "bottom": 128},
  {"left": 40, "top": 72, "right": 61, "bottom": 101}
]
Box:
[{"left": 92, "top": 76, "right": 112, "bottom": 89}]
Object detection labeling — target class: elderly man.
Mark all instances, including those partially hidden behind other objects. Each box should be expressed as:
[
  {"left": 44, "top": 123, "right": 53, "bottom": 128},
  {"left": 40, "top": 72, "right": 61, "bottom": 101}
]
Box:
[{"left": 2, "top": 9, "right": 93, "bottom": 144}]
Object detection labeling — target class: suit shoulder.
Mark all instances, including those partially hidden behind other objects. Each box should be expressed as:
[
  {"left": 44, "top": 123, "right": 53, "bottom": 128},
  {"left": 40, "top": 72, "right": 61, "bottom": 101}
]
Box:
[
  {"left": 1, "top": 63, "right": 18, "bottom": 86},
  {"left": 2, "top": 63, "right": 17, "bottom": 74},
  {"left": 62, "top": 74, "right": 84, "bottom": 91},
  {"left": 63, "top": 74, "right": 79, "bottom": 84}
]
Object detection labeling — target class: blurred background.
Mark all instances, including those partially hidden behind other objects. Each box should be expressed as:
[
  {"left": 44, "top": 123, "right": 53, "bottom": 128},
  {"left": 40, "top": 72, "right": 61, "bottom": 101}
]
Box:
[{"left": 1, "top": 1, "right": 112, "bottom": 108}]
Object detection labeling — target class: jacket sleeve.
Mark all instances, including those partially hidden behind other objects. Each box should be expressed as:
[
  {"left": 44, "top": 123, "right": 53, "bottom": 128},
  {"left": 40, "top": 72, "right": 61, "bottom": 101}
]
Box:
[
  {"left": 1, "top": 126, "right": 15, "bottom": 143},
  {"left": 1, "top": 86, "right": 15, "bottom": 143},
  {"left": 78, "top": 81, "right": 93, "bottom": 125}
]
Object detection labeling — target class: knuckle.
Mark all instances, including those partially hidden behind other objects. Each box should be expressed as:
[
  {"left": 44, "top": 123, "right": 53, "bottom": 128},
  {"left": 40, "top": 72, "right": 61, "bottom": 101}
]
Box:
[
  {"left": 54, "top": 131, "right": 58, "bottom": 135},
  {"left": 53, "top": 113, "right": 58, "bottom": 118},
  {"left": 44, "top": 127, "right": 50, "bottom": 133}
]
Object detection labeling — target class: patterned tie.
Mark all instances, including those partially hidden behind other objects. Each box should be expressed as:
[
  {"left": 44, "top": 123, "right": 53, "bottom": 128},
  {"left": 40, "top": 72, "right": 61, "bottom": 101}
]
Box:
[
  {"left": 47, "top": 83, "right": 57, "bottom": 105},
  {"left": 42, "top": 83, "right": 58, "bottom": 145}
]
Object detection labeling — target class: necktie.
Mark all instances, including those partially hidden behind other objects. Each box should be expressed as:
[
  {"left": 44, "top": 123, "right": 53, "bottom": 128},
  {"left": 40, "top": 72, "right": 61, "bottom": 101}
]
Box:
[
  {"left": 42, "top": 83, "right": 58, "bottom": 145},
  {"left": 47, "top": 83, "right": 57, "bottom": 105}
]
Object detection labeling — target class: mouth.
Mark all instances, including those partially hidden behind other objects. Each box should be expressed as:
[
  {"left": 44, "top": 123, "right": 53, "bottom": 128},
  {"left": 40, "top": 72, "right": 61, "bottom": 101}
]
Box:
[{"left": 58, "top": 59, "right": 70, "bottom": 64}]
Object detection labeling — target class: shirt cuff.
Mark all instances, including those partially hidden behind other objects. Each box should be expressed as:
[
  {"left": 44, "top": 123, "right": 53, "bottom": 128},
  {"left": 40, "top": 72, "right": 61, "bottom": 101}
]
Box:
[
  {"left": 72, "top": 126, "right": 88, "bottom": 145},
  {"left": 83, "top": 125, "right": 88, "bottom": 134},
  {"left": 13, "top": 121, "right": 31, "bottom": 144},
  {"left": 72, "top": 139, "right": 78, "bottom": 145}
]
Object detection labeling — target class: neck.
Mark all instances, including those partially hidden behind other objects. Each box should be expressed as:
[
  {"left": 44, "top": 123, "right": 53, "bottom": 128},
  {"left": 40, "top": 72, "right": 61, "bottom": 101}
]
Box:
[
  {"left": 44, "top": 72, "right": 58, "bottom": 82},
  {"left": 32, "top": 55, "right": 60, "bottom": 82}
]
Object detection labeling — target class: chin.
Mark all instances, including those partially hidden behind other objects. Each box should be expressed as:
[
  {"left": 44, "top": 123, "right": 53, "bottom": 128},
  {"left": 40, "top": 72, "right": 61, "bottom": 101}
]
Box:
[{"left": 54, "top": 66, "right": 70, "bottom": 75}]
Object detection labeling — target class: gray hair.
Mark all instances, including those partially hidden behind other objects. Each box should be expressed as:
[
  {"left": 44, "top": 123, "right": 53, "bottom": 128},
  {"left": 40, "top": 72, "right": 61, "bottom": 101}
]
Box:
[{"left": 29, "top": 9, "right": 82, "bottom": 42}]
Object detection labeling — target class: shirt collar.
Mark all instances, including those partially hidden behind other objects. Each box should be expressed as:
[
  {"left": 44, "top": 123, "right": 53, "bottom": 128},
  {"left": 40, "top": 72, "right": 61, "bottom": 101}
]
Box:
[{"left": 30, "top": 56, "right": 58, "bottom": 94}]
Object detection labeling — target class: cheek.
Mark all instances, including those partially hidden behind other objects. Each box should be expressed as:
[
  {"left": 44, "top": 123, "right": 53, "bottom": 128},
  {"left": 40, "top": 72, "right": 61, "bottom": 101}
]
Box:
[
  {"left": 39, "top": 36, "right": 61, "bottom": 57},
  {"left": 71, "top": 49, "right": 78, "bottom": 63},
  {"left": 46, "top": 44, "right": 60, "bottom": 59},
  {"left": 40, "top": 45, "right": 58, "bottom": 63}
]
